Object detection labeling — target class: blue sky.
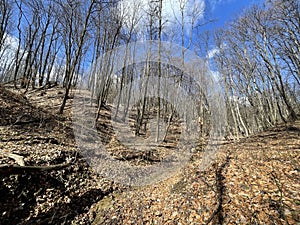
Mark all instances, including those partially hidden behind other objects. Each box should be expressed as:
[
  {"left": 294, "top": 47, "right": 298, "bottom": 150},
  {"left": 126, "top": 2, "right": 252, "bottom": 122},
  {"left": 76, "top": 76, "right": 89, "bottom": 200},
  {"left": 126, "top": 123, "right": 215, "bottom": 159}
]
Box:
[
  {"left": 119, "top": 0, "right": 264, "bottom": 33},
  {"left": 196, "top": 0, "right": 264, "bottom": 59},
  {"left": 197, "top": 0, "right": 264, "bottom": 77},
  {"left": 203, "top": 0, "right": 264, "bottom": 31},
  {"left": 2, "top": 0, "right": 265, "bottom": 74}
]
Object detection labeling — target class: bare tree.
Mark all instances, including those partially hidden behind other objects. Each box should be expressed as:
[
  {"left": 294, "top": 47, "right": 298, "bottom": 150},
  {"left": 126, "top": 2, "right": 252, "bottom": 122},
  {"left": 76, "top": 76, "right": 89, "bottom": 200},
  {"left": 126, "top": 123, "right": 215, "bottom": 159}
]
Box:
[
  {"left": 58, "top": 0, "right": 96, "bottom": 114},
  {"left": 0, "top": 0, "right": 12, "bottom": 51},
  {"left": 214, "top": 0, "right": 299, "bottom": 136}
]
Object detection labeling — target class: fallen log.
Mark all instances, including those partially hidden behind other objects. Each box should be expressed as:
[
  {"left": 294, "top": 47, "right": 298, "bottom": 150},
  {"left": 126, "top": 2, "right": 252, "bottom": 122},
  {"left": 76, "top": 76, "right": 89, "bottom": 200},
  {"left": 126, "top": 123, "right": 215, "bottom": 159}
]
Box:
[
  {"left": 0, "top": 162, "right": 72, "bottom": 175},
  {"left": 1, "top": 136, "right": 61, "bottom": 145},
  {"left": 0, "top": 152, "right": 77, "bottom": 175}
]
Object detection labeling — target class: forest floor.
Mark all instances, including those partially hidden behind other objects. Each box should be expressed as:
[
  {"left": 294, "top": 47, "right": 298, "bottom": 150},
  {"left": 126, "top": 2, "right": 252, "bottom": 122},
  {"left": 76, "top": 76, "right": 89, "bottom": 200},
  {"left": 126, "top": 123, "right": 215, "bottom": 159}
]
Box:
[{"left": 0, "top": 85, "right": 299, "bottom": 224}]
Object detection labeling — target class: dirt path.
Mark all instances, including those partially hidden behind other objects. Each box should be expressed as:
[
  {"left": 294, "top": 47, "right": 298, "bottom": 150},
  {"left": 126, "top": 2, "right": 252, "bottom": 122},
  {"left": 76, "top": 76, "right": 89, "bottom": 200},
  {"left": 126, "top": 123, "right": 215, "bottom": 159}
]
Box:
[
  {"left": 92, "top": 121, "right": 300, "bottom": 224},
  {"left": 0, "top": 85, "right": 299, "bottom": 224}
]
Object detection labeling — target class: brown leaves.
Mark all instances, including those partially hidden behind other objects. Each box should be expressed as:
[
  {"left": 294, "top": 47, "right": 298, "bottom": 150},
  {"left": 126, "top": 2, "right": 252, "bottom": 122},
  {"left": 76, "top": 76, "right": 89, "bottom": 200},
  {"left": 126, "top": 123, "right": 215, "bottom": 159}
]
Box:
[
  {"left": 95, "top": 121, "right": 300, "bottom": 224},
  {"left": 1, "top": 85, "right": 299, "bottom": 224},
  {"left": 219, "top": 123, "right": 300, "bottom": 224}
]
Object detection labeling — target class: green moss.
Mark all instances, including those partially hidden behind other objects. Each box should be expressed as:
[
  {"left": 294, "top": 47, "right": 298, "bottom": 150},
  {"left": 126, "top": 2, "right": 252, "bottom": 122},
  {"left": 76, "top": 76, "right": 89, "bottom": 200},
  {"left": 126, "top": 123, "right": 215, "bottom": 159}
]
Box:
[{"left": 92, "top": 195, "right": 118, "bottom": 225}]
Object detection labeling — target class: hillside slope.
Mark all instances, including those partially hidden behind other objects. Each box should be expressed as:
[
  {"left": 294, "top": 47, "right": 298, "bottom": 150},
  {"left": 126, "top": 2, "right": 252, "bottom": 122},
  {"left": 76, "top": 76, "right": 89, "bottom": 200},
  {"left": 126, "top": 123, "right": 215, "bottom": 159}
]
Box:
[
  {"left": 93, "top": 122, "right": 300, "bottom": 224},
  {"left": 0, "top": 86, "right": 117, "bottom": 224},
  {"left": 0, "top": 85, "right": 299, "bottom": 224}
]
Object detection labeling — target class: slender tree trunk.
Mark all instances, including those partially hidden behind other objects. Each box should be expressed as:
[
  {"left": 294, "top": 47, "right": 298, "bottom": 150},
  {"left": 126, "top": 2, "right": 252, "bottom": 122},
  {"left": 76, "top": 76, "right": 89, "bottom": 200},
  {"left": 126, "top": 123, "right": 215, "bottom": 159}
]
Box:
[{"left": 156, "top": 0, "right": 162, "bottom": 142}]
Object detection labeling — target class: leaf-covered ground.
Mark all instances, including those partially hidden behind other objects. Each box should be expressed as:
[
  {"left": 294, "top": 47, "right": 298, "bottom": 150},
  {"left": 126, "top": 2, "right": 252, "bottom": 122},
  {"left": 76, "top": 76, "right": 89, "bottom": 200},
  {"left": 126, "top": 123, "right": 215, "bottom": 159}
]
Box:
[
  {"left": 0, "top": 85, "right": 299, "bottom": 224},
  {"left": 93, "top": 121, "right": 300, "bottom": 224},
  {"left": 0, "top": 86, "right": 121, "bottom": 225}
]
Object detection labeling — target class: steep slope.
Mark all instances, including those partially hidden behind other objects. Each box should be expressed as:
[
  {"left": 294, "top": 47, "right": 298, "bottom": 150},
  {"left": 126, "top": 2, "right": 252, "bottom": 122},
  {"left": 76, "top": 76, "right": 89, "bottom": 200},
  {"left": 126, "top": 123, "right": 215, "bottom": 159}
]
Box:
[
  {"left": 0, "top": 85, "right": 299, "bottom": 224},
  {"left": 0, "top": 86, "right": 116, "bottom": 224}
]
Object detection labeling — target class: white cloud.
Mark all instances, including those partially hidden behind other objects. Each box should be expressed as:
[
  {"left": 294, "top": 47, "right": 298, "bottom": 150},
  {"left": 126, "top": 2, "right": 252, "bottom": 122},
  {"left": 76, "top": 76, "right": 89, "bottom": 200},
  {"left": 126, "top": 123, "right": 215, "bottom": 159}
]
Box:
[
  {"left": 118, "top": 0, "right": 205, "bottom": 34},
  {"left": 1, "top": 34, "right": 18, "bottom": 56},
  {"left": 0, "top": 34, "right": 19, "bottom": 71},
  {"left": 207, "top": 47, "right": 219, "bottom": 59},
  {"left": 208, "top": 0, "right": 222, "bottom": 11},
  {"left": 208, "top": 0, "right": 236, "bottom": 12},
  {"left": 207, "top": 42, "right": 227, "bottom": 59},
  {"left": 209, "top": 70, "right": 222, "bottom": 83}
]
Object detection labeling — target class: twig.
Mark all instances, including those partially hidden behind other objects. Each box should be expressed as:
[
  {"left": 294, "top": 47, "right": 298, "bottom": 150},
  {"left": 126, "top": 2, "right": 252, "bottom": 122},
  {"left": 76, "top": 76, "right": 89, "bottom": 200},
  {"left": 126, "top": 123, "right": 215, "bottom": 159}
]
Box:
[
  {"left": 0, "top": 162, "right": 72, "bottom": 175},
  {"left": 205, "top": 204, "right": 221, "bottom": 225},
  {"left": 0, "top": 152, "right": 78, "bottom": 175}
]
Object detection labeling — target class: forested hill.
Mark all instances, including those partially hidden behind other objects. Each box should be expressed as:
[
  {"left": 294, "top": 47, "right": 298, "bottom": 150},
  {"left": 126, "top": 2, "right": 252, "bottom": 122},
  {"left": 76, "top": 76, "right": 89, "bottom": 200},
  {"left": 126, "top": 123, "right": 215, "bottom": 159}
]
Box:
[
  {"left": 0, "top": 85, "right": 299, "bottom": 224},
  {"left": 0, "top": 0, "right": 299, "bottom": 224}
]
